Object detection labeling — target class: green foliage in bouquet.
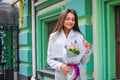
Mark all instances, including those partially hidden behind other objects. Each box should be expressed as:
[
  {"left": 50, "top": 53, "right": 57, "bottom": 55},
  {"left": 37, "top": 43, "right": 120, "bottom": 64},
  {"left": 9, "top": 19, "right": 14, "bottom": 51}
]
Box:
[
  {"left": 65, "top": 39, "right": 80, "bottom": 55},
  {"left": 67, "top": 48, "right": 80, "bottom": 55}
]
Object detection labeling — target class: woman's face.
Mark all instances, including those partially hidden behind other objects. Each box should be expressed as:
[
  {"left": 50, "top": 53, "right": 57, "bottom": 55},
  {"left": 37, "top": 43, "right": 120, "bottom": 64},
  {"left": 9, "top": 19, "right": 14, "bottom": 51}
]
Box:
[{"left": 63, "top": 12, "right": 75, "bottom": 30}]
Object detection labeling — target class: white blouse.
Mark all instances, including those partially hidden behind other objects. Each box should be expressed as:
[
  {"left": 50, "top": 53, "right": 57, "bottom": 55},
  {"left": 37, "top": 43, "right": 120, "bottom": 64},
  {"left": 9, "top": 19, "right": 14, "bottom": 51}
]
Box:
[
  {"left": 47, "top": 29, "right": 91, "bottom": 80},
  {"left": 47, "top": 29, "right": 89, "bottom": 69}
]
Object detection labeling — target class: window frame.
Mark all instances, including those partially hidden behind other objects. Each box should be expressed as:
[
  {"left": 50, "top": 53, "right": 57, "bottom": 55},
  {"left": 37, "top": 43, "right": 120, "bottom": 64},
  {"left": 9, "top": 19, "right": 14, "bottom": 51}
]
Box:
[{"left": 36, "top": 7, "right": 63, "bottom": 69}]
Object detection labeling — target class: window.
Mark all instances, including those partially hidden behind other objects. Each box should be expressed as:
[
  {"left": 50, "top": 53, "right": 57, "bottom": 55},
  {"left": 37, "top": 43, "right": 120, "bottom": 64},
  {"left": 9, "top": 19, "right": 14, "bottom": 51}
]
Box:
[
  {"left": 47, "top": 19, "right": 58, "bottom": 37},
  {"left": 36, "top": 7, "right": 63, "bottom": 70}
]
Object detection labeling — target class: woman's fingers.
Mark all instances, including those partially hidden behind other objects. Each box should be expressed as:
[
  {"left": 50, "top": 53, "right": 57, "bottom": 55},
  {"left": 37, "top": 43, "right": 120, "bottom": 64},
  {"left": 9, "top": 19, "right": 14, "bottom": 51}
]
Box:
[
  {"left": 82, "top": 40, "right": 90, "bottom": 51},
  {"left": 61, "top": 64, "right": 73, "bottom": 74}
]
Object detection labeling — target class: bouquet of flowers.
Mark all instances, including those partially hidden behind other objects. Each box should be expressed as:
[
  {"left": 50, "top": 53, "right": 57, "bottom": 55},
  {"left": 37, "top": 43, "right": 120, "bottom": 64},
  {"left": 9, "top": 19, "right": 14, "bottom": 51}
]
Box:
[
  {"left": 64, "top": 39, "right": 80, "bottom": 80},
  {"left": 64, "top": 39, "right": 80, "bottom": 63}
]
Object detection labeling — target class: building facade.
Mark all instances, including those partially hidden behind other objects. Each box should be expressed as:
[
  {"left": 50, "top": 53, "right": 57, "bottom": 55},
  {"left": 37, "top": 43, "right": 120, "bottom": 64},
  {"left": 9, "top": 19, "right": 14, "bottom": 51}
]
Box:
[{"left": 17, "top": 0, "right": 120, "bottom": 80}]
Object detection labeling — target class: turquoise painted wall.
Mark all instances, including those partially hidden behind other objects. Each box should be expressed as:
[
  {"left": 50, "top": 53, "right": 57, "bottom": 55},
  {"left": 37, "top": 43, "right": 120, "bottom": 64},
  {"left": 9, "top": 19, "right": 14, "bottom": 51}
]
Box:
[
  {"left": 66, "top": 0, "right": 92, "bottom": 16},
  {"left": 19, "top": 0, "right": 32, "bottom": 77}
]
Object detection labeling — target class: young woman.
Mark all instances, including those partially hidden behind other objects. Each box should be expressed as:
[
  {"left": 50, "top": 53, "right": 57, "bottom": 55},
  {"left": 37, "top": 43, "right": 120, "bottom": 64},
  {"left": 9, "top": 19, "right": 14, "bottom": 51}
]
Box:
[{"left": 47, "top": 8, "right": 91, "bottom": 80}]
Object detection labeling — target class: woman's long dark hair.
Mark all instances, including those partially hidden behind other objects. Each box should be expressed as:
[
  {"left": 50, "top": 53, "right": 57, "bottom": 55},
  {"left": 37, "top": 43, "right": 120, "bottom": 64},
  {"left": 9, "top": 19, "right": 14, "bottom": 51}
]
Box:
[{"left": 53, "top": 8, "right": 82, "bottom": 35}]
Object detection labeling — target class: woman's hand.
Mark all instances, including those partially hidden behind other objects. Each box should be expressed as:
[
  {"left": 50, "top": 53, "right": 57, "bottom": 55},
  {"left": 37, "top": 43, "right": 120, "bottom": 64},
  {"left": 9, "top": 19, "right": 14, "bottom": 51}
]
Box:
[
  {"left": 82, "top": 40, "right": 90, "bottom": 52},
  {"left": 60, "top": 64, "right": 73, "bottom": 74}
]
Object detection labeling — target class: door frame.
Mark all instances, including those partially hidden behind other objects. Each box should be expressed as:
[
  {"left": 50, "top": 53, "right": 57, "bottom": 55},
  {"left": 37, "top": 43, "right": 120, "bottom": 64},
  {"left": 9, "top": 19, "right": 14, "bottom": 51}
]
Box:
[
  {"left": 95, "top": 0, "right": 120, "bottom": 80},
  {"left": 106, "top": 1, "right": 120, "bottom": 79}
]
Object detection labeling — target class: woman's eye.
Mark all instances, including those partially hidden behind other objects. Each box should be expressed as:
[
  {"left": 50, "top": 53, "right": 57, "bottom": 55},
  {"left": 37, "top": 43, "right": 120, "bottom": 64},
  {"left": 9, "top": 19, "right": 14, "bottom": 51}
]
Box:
[
  {"left": 66, "top": 18, "right": 70, "bottom": 20},
  {"left": 65, "top": 18, "right": 75, "bottom": 21},
  {"left": 72, "top": 19, "right": 75, "bottom": 21}
]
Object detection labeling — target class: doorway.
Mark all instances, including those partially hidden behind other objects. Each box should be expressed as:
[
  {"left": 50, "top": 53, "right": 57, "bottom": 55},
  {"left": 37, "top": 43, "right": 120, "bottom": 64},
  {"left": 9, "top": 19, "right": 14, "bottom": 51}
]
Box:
[{"left": 115, "top": 5, "right": 120, "bottom": 78}]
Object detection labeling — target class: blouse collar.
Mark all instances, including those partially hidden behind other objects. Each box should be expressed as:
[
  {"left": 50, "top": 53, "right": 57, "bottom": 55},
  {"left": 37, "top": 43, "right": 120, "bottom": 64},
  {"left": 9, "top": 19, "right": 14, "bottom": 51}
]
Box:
[{"left": 61, "top": 29, "right": 74, "bottom": 38}]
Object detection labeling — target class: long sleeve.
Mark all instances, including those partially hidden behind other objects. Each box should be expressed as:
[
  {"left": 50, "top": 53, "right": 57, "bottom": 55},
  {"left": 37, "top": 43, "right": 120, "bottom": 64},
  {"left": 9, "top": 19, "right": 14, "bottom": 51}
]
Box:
[
  {"left": 47, "top": 45, "right": 63, "bottom": 71},
  {"left": 80, "top": 50, "right": 91, "bottom": 64},
  {"left": 76, "top": 32, "right": 91, "bottom": 64},
  {"left": 47, "top": 33, "right": 63, "bottom": 71}
]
